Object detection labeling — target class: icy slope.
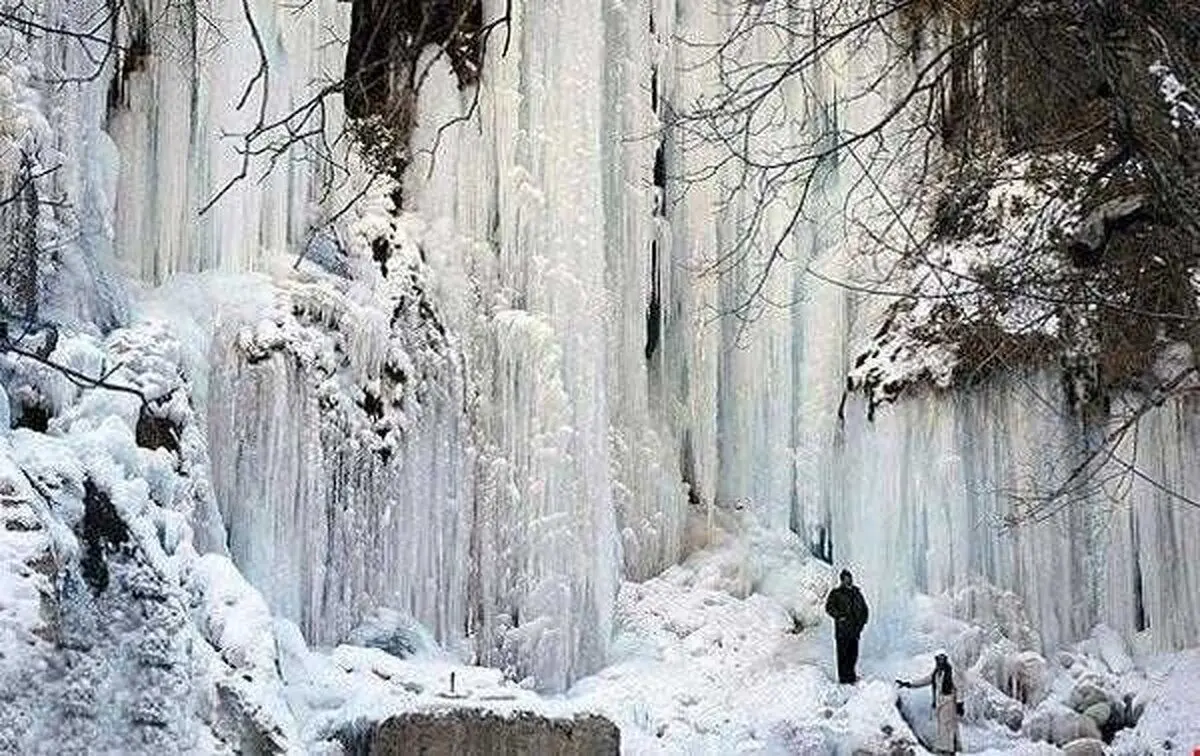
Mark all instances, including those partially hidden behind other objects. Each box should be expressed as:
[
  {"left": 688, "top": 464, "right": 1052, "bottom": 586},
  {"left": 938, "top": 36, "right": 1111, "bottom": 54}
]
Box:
[{"left": 0, "top": 323, "right": 296, "bottom": 753}]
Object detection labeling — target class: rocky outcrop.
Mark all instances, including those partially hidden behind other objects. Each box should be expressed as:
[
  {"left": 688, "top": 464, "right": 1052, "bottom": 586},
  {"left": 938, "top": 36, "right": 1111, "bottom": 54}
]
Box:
[
  {"left": 344, "top": 0, "right": 485, "bottom": 178},
  {"left": 362, "top": 709, "right": 619, "bottom": 756}
]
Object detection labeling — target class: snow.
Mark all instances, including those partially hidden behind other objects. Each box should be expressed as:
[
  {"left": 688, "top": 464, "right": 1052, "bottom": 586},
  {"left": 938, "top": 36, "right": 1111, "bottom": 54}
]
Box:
[
  {"left": 1149, "top": 62, "right": 1200, "bottom": 130},
  {"left": 0, "top": 321, "right": 269, "bottom": 753},
  {"left": 846, "top": 151, "right": 1097, "bottom": 407},
  {"left": 1112, "top": 650, "right": 1200, "bottom": 753},
  {"left": 565, "top": 518, "right": 917, "bottom": 754},
  {"left": 2, "top": 0, "right": 1200, "bottom": 752}
]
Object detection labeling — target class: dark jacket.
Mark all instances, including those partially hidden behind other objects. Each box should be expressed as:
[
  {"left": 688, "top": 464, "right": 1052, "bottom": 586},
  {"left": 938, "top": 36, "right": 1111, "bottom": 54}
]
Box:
[{"left": 825, "top": 585, "right": 869, "bottom": 635}]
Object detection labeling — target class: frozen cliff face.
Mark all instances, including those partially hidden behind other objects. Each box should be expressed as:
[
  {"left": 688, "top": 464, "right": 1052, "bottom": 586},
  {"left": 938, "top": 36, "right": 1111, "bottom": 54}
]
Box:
[
  {"left": 404, "top": 0, "right": 1200, "bottom": 685},
  {"left": 825, "top": 373, "right": 1200, "bottom": 656},
  {"left": 208, "top": 184, "right": 472, "bottom": 650},
  {"left": 0, "top": 324, "right": 296, "bottom": 754},
  {"left": 0, "top": 0, "right": 129, "bottom": 330},
  {"left": 401, "top": 0, "right": 694, "bottom": 689},
  {"left": 105, "top": 0, "right": 354, "bottom": 280},
  {"left": 5, "top": 0, "right": 1200, "bottom": 699},
  {"left": 400, "top": 0, "right": 918, "bottom": 687}
]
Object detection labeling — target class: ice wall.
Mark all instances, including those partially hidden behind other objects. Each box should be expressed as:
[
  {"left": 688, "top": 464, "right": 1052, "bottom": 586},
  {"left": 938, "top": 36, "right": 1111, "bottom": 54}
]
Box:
[
  {"left": 403, "top": 0, "right": 690, "bottom": 690},
  {"left": 22, "top": 0, "right": 1200, "bottom": 693},
  {"left": 205, "top": 191, "right": 473, "bottom": 649},
  {"left": 407, "top": 0, "right": 912, "bottom": 687},
  {"left": 10, "top": 0, "right": 480, "bottom": 660},
  {"left": 105, "top": 0, "right": 350, "bottom": 280},
  {"left": 208, "top": 317, "right": 471, "bottom": 647},
  {"left": 406, "top": 0, "right": 1200, "bottom": 683},
  {"left": 0, "top": 0, "right": 131, "bottom": 329},
  {"left": 802, "top": 367, "right": 1200, "bottom": 656}
]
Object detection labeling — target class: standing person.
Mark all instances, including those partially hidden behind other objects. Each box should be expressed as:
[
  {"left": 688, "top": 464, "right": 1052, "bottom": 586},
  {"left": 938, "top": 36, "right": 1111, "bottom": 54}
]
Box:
[
  {"left": 898, "top": 651, "right": 962, "bottom": 754},
  {"left": 824, "top": 569, "right": 869, "bottom": 684}
]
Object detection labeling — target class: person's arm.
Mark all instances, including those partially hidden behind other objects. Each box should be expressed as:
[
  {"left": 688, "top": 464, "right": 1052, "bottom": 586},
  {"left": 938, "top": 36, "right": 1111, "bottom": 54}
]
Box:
[
  {"left": 856, "top": 591, "right": 869, "bottom": 628},
  {"left": 825, "top": 590, "right": 841, "bottom": 620},
  {"left": 900, "top": 673, "right": 933, "bottom": 688}
]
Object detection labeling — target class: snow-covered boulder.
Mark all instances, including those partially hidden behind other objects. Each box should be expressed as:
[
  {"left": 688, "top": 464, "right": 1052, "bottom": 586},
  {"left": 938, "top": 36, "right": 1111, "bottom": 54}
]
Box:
[
  {"left": 1061, "top": 737, "right": 1107, "bottom": 756},
  {"left": 1082, "top": 700, "right": 1112, "bottom": 727},
  {"left": 1023, "top": 700, "right": 1103, "bottom": 745},
  {"left": 343, "top": 607, "right": 441, "bottom": 660},
  {"left": 1067, "top": 678, "right": 1111, "bottom": 714},
  {"left": 0, "top": 322, "right": 300, "bottom": 754},
  {"left": 1004, "top": 650, "right": 1050, "bottom": 706},
  {"left": 963, "top": 676, "right": 1025, "bottom": 731}
]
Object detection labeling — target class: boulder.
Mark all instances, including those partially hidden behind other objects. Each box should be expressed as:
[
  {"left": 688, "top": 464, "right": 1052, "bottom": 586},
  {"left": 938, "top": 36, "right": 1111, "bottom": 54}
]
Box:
[
  {"left": 964, "top": 677, "right": 1023, "bottom": 731},
  {"left": 1024, "top": 702, "right": 1103, "bottom": 746},
  {"left": 342, "top": 607, "right": 437, "bottom": 660},
  {"left": 1061, "top": 738, "right": 1106, "bottom": 756},
  {"left": 1082, "top": 700, "right": 1111, "bottom": 727},
  {"left": 366, "top": 709, "right": 620, "bottom": 756},
  {"left": 1068, "top": 680, "right": 1109, "bottom": 713},
  {"left": 1054, "top": 712, "right": 1103, "bottom": 745},
  {"left": 1004, "top": 651, "right": 1048, "bottom": 706}
]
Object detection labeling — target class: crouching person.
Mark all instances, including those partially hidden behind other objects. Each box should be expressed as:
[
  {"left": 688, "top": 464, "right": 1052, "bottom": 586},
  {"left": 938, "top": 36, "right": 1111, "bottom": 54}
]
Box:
[{"left": 897, "top": 651, "right": 962, "bottom": 754}]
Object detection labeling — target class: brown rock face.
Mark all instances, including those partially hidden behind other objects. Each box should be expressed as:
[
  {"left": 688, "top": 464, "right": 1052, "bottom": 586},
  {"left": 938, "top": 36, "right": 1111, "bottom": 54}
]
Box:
[{"left": 368, "top": 709, "right": 620, "bottom": 756}]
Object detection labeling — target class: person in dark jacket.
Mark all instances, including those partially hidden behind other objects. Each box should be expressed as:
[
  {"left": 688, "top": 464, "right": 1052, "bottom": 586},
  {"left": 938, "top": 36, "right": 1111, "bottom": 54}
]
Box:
[{"left": 825, "top": 569, "right": 869, "bottom": 684}]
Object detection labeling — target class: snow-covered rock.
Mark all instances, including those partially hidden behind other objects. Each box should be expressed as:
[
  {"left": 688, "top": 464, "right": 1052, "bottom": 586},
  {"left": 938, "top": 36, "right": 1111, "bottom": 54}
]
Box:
[
  {"left": 1060, "top": 738, "right": 1106, "bottom": 756},
  {"left": 1023, "top": 700, "right": 1103, "bottom": 745},
  {"left": 0, "top": 323, "right": 295, "bottom": 754}
]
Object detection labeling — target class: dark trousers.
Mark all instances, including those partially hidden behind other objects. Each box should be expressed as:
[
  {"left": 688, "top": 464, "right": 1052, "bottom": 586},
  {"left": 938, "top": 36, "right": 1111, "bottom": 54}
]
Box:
[{"left": 835, "top": 630, "right": 860, "bottom": 683}]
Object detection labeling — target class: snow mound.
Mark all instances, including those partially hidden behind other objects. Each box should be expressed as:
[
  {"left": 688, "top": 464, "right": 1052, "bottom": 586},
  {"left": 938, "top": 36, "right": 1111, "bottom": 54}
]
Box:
[{"left": 570, "top": 520, "right": 919, "bottom": 754}]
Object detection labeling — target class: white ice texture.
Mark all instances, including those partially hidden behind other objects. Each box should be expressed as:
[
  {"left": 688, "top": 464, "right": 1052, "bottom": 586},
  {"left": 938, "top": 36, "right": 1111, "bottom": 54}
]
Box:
[{"left": 1, "top": 0, "right": 1199, "bottom": 746}]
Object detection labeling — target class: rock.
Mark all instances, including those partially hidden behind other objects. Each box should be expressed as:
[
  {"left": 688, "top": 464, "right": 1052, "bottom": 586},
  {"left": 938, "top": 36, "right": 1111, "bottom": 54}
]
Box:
[
  {"left": 1061, "top": 738, "right": 1106, "bottom": 756},
  {"left": 1083, "top": 700, "right": 1111, "bottom": 726},
  {"left": 1124, "top": 692, "right": 1145, "bottom": 726},
  {"left": 1068, "top": 194, "right": 1148, "bottom": 264},
  {"left": 985, "top": 693, "right": 1025, "bottom": 732},
  {"left": 343, "top": 607, "right": 437, "bottom": 660},
  {"left": 366, "top": 709, "right": 620, "bottom": 756},
  {"left": 1004, "top": 651, "right": 1048, "bottom": 706},
  {"left": 1068, "top": 681, "right": 1109, "bottom": 713},
  {"left": 1023, "top": 702, "right": 1102, "bottom": 746},
  {"left": 214, "top": 678, "right": 294, "bottom": 754},
  {"left": 1053, "top": 711, "right": 1102, "bottom": 746},
  {"left": 965, "top": 677, "right": 1023, "bottom": 731}
]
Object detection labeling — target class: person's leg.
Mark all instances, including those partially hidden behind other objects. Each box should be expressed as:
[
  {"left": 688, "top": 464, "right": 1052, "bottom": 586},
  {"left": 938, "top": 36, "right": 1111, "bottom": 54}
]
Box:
[
  {"left": 845, "top": 632, "right": 860, "bottom": 683},
  {"left": 835, "top": 634, "right": 851, "bottom": 683},
  {"left": 935, "top": 702, "right": 958, "bottom": 753}
]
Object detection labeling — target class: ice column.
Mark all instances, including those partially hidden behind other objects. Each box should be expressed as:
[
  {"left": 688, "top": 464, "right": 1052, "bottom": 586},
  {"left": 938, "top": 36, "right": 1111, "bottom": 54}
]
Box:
[
  {"left": 405, "top": 0, "right": 699, "bottom": 688},
  {"left": 208, "top": 303, "right": 472, "bottom": 647},
  {"left": 106, "top": 0, "right": 350, "bottom": 280}
]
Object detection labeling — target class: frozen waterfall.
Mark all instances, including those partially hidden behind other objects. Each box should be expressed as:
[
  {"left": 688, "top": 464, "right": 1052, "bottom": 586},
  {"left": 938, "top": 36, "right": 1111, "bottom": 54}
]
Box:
[{"left": 30, "top": 0, "right": 1200, "bottom": 692}]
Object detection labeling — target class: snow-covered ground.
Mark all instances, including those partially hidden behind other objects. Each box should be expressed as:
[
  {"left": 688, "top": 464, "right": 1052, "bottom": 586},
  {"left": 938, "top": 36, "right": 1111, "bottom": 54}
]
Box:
[{"left": 268, "top": 505, "right": 1200, "bottom": 754}]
